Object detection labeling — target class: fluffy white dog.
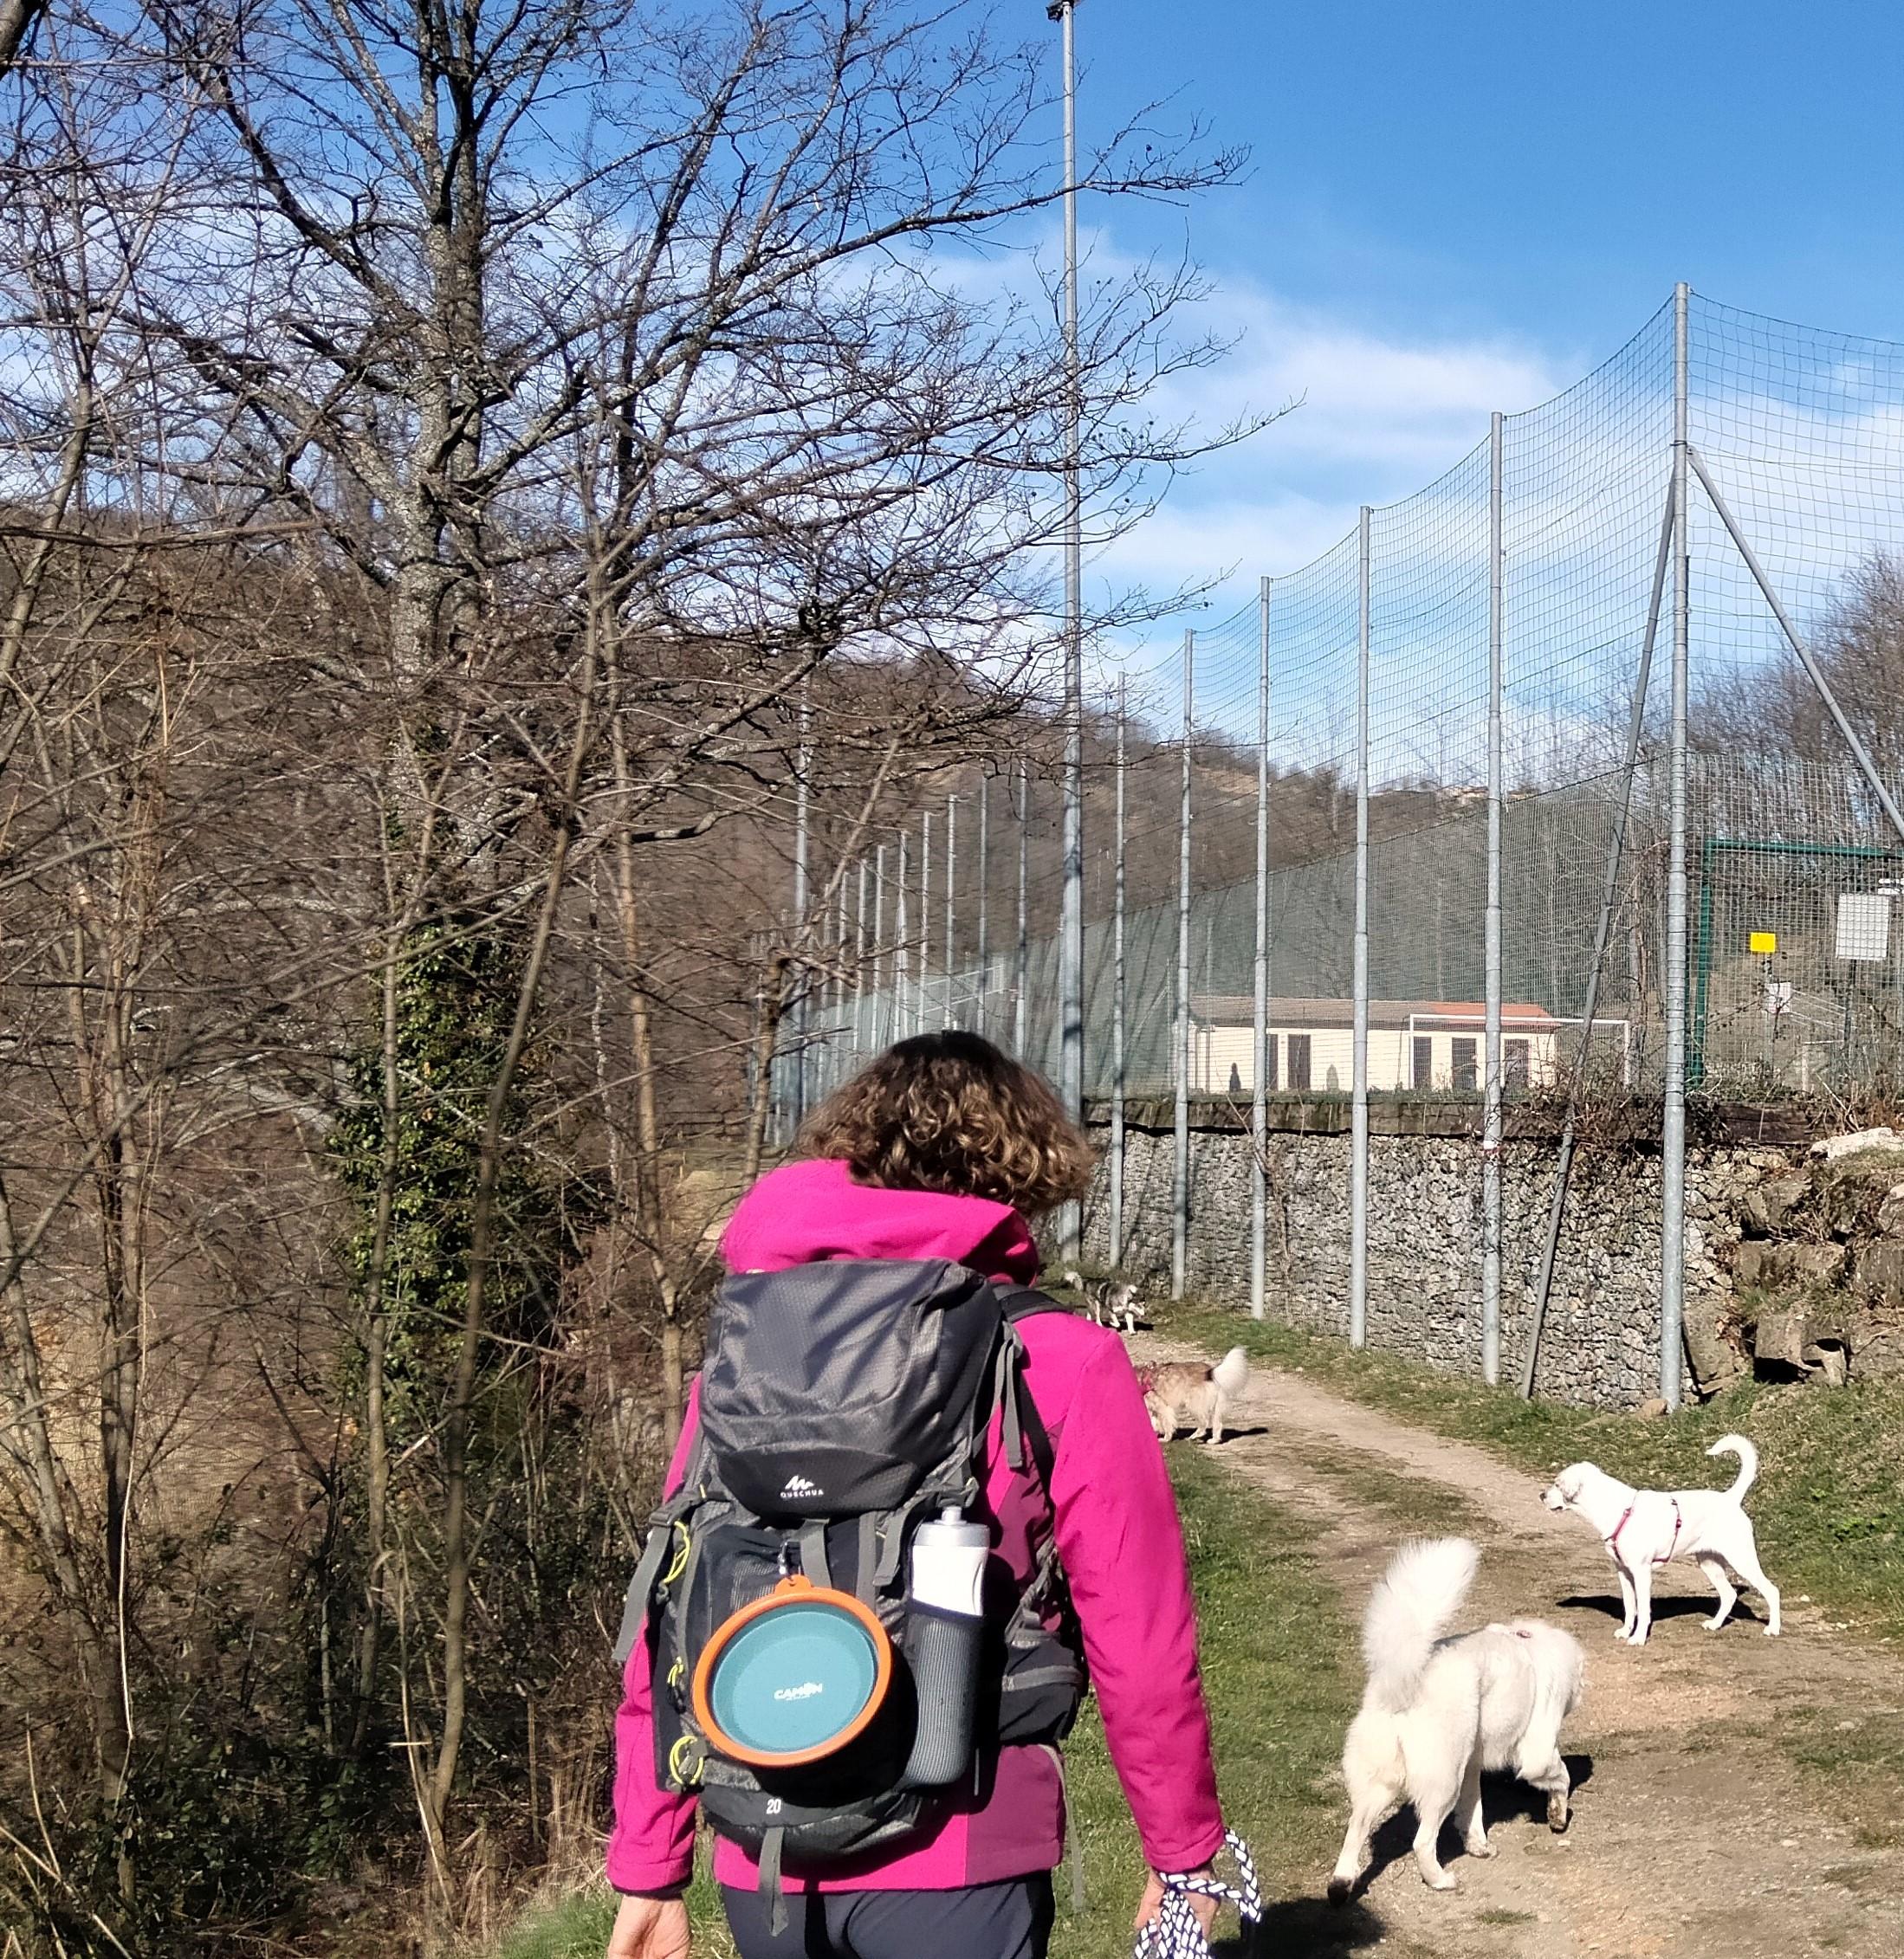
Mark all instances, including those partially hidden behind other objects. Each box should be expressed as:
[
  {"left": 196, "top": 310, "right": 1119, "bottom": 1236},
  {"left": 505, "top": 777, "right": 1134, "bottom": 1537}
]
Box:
[
  {"left": 1541, "top": 1434, "right": 1781, "bottom": 1645},
  {"left": 1329, "top": 1538, "right": 1583, "bottom": 1902}
]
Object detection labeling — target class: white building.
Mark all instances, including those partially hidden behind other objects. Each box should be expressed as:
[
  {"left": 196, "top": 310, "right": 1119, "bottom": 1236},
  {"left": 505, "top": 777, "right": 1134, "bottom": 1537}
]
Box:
[{"left": 1187, "top": 996, "right": 1564, "bottom": 1095}]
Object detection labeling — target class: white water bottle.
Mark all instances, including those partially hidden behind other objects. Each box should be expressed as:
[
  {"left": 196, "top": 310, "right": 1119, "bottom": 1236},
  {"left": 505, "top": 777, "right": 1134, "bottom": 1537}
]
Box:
[
  {"left": 909, "top": 1506, "right": 989, "bottom": 1616},
  {"left": 901, "top": 1507, "right": 990, "bottom": 1788}
]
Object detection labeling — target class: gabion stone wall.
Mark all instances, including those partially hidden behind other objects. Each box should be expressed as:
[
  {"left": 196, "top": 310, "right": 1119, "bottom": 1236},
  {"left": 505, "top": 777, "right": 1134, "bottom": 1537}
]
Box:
[{"left": 1079, "top": 1106, "right": 1795, "bottom": 1410}]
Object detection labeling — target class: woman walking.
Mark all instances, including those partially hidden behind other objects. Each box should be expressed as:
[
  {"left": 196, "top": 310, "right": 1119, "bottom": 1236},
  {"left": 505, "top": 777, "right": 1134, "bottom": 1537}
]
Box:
[{"left": 606, "top": 1033, "right": 1227, "bottom": 1959}]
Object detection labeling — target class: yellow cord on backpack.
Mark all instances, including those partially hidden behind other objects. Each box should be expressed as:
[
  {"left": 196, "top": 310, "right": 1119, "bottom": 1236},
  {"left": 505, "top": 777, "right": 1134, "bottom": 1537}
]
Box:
[{"left": 662, "top": 1522, "right": 691, "bottom": 1587}]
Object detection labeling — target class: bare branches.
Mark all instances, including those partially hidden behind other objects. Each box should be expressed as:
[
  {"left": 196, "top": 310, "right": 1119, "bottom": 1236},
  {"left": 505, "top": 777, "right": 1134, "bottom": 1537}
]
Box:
[{"left": 0, "top": 1, "right": 1256, "bottom": 1945}]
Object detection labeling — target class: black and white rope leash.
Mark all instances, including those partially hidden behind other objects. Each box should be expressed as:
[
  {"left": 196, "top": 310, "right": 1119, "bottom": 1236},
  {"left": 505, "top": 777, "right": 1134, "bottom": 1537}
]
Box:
[{"left": 1132, "top": 1828, "right": 1262, "bottom": 1959}]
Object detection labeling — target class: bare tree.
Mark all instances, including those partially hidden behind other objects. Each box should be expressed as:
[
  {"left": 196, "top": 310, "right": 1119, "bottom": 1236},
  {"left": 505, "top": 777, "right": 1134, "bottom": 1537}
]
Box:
[
  {"left": 1698, "top": 549, "right": 1904, "bottom": 786},
  {"left": 0, "top": 2, "right": 1256, "bottom": 1947}
]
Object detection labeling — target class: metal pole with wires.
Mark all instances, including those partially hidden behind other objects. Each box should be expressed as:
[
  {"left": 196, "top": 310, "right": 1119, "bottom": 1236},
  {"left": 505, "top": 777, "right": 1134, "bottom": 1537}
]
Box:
[
  {"left": 1483, "top": 413, "right": 1506, "bottom": 1385},
  {"left": 828, "top": 875, "right": 848, "bottom": 1098},
  {"left": 1050, "top": 0, "right": 1086, "bottom": 1258},
  {"left": 1350, "top": 507, "right": 1371, "bottom": 1350},
  {"left": 919, "top": 809, "right": 934, "bottom": 1039},
  {"left": 1251, "top": 577, "right": 1273, "bottom": 1322},
  {"left": 976, "top": 775, "right": 991, "bottom": 1040},
  {"left": 872, "top": 844, "right": 888, "bottom": 1051},
  {"left": 943, "top": 793, "right": 958, "bottom": 1030},
  {"left": 1014, "top": 760, "right": 1030, "bottom": 1056},
  {"left": 1660, "top": 281, "right": 1692, "bottom": 1410},
  {"left": 787, "top": 688, "right": 813, "bottom": 1140},
  {"left": 852, "top": 857, "right": 869, "bottom": 1064},
  {"left": 895, "top": 830, "right": 912, "bottom": 1045},
  {"left": 1172, "top": 629, "right": 1194, "bottom": 1302},
  {"left": 1110, "top": 674, "right": 1129, "bottom": 1269}
]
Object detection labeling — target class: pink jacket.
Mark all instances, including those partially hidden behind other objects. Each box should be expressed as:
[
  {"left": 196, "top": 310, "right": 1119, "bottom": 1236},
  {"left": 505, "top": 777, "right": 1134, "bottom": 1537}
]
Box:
[{"left": 606, "top": 1158, "right": 1225, "bottom": 1895}]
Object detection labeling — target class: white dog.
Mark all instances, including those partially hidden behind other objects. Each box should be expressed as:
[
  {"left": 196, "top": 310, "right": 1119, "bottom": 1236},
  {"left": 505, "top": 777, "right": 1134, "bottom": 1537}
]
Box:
[
  {"left": 1137, "top": 1347, "right": 1249, "bottom": 1445},
  {"left": 1541, "top": 1435, "right": 1780, "bottom": 1645},
  {"left": 1329, "top": 1539, "right": 1583, "bottom": 1902},
  {"left": 1060, "top": 1269, "right": 1142, "bottom": 1334}
]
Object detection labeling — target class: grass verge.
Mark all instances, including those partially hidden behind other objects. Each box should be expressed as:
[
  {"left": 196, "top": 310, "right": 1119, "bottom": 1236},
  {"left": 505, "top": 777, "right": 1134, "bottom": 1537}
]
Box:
[{"left": 494, "top": 1450, "right": 1377, "bottom": 1959}]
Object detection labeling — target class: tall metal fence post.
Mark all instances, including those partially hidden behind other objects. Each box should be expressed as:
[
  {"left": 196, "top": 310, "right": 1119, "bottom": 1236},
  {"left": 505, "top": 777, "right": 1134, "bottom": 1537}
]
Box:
[
  {"left": 919, "top": 810, "right": 933, "bottom": 1040},
  {"left": 1172, "top": 629, "right": 1195, "bottom": 1302},
  {"left": 896, "top": 829, "right": 912, "bottom": 1043},
  {"left": 1350, "top": 508, "right": 1371, "bottom": 1349},
  {"left": 1483, "top": 413, "right": 1506, "bottom": 1386},
  {"left": 873, "top": 844, "right": 888, "bottom": 1051},
  {"left": 943, "top": 793, "right": 957, "bottom": 1030},
  {"left": 829, "top": 876, "right": 848, "bottom": 1097},
  {"left": 1056, "top": 0, "right": 1085, "bottom": 1193},
  {"left": 852, "top": 857, "right": 869, "bottom": 1064},
  {"left": 1110, "top": 675, "right": 1128, "bottom": 1270},
  {"left": 975, "top": 775, "right": 990, "bottom": 1040},
  {"left": 1251, "top": 576, "right": 1272, "bottom": 1322},
  {"left": 787, "top": 688, "right": 813, "bottom": 1140},
  {"left": 1661, "top": 281, "right": 1692, "bottom": 1410},
  {"left": 1014, "top": 760, "right": 1029, "bottom": 1057}
]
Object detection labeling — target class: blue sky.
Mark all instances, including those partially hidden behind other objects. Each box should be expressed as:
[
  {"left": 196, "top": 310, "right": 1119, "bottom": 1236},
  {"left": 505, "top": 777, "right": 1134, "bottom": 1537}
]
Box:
[{"left": 1056, "top": 0, "right": 1904, "bottom": 642}]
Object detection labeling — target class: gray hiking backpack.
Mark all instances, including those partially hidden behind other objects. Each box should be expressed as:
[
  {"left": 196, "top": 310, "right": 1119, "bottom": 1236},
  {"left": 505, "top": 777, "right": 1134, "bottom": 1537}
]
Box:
[{"left": 615, "top": 1258, "right": 1084, "bottom": 1904}]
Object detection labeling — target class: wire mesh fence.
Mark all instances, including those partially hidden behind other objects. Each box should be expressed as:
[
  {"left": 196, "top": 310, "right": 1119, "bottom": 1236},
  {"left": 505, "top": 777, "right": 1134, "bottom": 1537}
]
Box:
[{"left": 797, "top": 287, "right": 1904, "bottom": 1402}]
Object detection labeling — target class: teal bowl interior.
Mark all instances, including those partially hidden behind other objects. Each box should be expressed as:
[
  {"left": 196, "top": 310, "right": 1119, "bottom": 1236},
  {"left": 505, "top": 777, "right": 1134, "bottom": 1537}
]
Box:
[{"left": 708, "top": 1600, "right": 883, "bottom": 1760}]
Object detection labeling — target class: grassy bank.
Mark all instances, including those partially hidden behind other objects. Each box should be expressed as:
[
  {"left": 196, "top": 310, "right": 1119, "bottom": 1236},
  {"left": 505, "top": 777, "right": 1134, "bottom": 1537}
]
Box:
[
  {"left": 495, "top": 1450, "right": 1370, "bottom": 1959},
  {"left": 1164, "top": 1303, "right": 1904, "bottom": 1648}
]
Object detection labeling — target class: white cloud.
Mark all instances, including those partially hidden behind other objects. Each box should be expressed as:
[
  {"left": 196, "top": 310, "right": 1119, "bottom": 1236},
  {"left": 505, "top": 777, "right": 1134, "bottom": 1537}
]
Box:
[{"left": 1094, "top": 279, "right": 1573, "bottom": 606}]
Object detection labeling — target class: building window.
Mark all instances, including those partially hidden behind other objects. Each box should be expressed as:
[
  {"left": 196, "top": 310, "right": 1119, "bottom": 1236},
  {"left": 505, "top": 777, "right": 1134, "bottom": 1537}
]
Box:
[
  {"left": 1412, "top": 1034, "right": 1434, "bottom": 1090},
  {"left": 1451, "top": 1037, "right": 1479, "bottom": 1093},
  {"left": 1266, "top": 1033, "right": 1279, "bottom": 1090},
  {"left": 1505, "top": 1038, "right": 1531, "bottom": 1089},
  {"left": 1287, "top": 1032, "right": 1311, "bottom": 1091}
]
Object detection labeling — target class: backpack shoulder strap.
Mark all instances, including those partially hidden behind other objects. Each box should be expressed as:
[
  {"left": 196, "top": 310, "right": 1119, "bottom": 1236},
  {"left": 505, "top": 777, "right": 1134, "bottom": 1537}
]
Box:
[
  {"left": 989, "top": 1283, "right": 1068, "bottom": 1495},
  {"left": 612, "top": 1427, "right": 717, "bottom": 1666},
  {"left": 995, "top": 1282, "right": 1074, "bottom": 1324}
]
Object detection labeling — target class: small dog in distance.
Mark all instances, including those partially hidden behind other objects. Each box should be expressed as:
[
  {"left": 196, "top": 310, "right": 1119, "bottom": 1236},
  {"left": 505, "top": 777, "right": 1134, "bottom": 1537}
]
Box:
[
  {"left": 1137, "top": 1347, "right": 1249, "bottom": 1445},
  {"left": 1061, "top": 1269, "right": 1143, "bottom": 1334}
]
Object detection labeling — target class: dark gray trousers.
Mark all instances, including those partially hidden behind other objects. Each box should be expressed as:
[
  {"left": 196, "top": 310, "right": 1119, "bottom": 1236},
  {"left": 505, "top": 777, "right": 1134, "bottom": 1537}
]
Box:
[{"left": 721, "top": 1875, "right": 1054, "bottom": 1959}]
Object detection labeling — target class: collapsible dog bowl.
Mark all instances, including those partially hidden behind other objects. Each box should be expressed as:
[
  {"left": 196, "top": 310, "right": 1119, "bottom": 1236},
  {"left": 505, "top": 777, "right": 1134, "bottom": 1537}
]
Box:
[{"left": 693, "top": 1576, "right": 893, "bottom": 1768}]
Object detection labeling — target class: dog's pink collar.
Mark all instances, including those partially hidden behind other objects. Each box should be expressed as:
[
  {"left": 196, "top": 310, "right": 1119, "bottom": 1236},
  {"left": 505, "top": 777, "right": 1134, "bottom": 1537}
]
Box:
[{"left": 1607, "top": 1497, "right": 1682, "bottom": 1565}]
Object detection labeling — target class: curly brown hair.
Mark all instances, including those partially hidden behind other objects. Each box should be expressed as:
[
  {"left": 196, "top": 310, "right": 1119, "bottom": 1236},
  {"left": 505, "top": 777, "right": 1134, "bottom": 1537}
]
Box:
[{"left": 796, "top": 1031, "right": 1097, "bottom": 1216}]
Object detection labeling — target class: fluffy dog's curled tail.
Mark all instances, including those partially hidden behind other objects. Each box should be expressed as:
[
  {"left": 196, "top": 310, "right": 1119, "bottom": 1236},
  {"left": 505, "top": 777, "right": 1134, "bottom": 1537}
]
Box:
[
  {"left": 1210, "top": 1346, "right": 1249, "bottom": 1399},
  {"left": 1361, "top": 1537, "right": 1479, "bottom": 1712},
  {"left": 1707, "top": 1433, "right": 1758, "bottom": 1502}
]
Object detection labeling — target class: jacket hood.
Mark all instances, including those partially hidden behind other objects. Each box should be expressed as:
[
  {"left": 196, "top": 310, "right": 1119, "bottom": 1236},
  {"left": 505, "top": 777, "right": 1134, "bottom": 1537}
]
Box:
[{"left": 720, "top": 1157, "right": 1040, "bottom": 1283}]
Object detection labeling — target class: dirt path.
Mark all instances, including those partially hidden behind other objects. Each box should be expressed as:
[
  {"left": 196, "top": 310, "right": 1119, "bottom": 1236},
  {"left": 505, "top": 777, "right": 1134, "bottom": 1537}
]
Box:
[{"left": 1131, "top": 1337, "right": 1904, "bottom": 1959}]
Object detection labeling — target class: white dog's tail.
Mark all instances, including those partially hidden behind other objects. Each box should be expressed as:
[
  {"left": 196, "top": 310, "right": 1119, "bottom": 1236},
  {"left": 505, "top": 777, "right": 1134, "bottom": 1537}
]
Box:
[
  {"left": 1209, "top": 1346, "right": 1249, "bottom": 1400},
  {"left": 1706, "top": 1433, "right": 1758, "bottom": 1502},
  {"left": 1361, "top": 1537, "right": 1479, "bottom": 1713}
]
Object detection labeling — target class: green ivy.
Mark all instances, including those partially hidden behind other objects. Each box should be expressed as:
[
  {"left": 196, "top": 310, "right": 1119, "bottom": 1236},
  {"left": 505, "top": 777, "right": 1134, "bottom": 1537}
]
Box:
[{"left": 332, "top": 917, "right": 555, "bottom": 1453}]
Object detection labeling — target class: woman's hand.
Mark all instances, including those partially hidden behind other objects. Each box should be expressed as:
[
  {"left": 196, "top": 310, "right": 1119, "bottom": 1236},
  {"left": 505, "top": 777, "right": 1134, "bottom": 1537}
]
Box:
[
  {"left": 606, "top": 1892, "right": 690, "bottom": 1959},
  {"left": 1134, "top": 1866, "right": 1219, "bottom": 1937}
]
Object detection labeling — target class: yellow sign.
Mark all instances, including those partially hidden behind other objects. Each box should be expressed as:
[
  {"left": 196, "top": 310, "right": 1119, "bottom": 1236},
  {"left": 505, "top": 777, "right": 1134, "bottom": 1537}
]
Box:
[{"left": 1749, "top": 931, "right": 1778, "bottom": 955}]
